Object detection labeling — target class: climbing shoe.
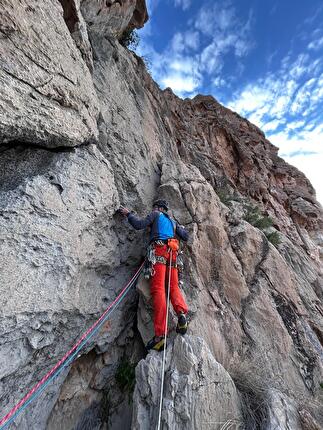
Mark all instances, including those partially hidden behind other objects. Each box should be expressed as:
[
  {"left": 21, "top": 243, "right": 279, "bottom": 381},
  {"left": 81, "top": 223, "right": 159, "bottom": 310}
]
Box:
[
  {"left": 176, "top": 312, "right": 188, "bottom": 335},
  {"left": 146, "top": 336, "right": 165, "bottom": 352}
]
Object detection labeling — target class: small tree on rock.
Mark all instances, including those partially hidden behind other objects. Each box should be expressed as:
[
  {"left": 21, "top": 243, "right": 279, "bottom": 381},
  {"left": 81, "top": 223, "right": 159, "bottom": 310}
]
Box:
[{"left": 119, "top": 28, "right": 140, "bottom": 50}]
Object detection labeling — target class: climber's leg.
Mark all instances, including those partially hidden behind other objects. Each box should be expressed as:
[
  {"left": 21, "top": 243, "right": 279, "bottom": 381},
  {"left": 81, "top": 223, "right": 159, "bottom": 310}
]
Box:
[
  {"left": 168, "top": 267, "right": 188, "bottom": 316},
  {"left": 150, "top": 245, "right": 169, "bottom": 338},
  {"left": 167, "top": 253, "right": 188, "bottom": 335}
]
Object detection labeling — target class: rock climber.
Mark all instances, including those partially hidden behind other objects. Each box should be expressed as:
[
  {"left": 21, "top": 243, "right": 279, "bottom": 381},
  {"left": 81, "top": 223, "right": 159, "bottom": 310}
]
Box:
[{"left": 119, "top": 199, "right": 189, "bottom": 351}]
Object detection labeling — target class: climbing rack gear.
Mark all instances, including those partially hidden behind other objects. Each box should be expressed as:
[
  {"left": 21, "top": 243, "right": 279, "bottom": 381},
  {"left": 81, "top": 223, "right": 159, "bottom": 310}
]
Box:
[
  {"left": 177, "top": 250, "right": 184, "bottom": 287},
  {"left": 0, "top": 262, "right": 145, "bottom": 430},
  {"left": 177, "top": 250, "right": 184, "bottom": 272},
  {"left": 155, "top": 255, "right": 167, "bottom": 265},
  {"left": 156, "top": 249, "right": 172, "bottom": 430},
  {"left": 154, "top": 240, "right": 167, "bottom": 246},
  {"left": 144, "top": 243, "right": 157, "bottom": 279}
]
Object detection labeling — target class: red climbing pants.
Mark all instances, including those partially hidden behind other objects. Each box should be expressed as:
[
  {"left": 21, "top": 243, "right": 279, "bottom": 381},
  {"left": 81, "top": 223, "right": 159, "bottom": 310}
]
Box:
[{"left": 150, "top": 244, "right": 188, "bottom": 337}]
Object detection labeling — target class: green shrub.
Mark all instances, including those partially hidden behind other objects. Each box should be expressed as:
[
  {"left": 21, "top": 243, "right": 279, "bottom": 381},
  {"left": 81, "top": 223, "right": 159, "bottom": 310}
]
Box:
[
  {"left": 244, "top": 203, "right": 280, "bottom": 247},
  {"left": 119, "top": 28, "right": 140, "bottom": 49},
  {"left": 244, "top": 204, "right": 261, "bottom": 225},
  {"left": 254, "top": 216, "right": 273, "bottom": 230},
  {"left": 217, "top": 189, "right": 232, "bottom": 206},
  {"left": 244, "top": 204, "right": 272, "bottom": 229},
  {"left": 216, "top": 187, "right": 241, "bottom": 206},
  {"left": 265, "top": 231, "right": 281, "bottom": 247},
  {"left": 141, "top": 55, "right": 152, "bottom": 72},
  {"left": 115, "top": 359, "right": 136, "bottom": 396}
]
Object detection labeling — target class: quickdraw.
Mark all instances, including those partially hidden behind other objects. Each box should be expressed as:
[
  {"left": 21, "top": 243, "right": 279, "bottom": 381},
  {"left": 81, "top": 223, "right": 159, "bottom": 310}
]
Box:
[
  {"left": 177, "top": 251, "right": 184, "bottom": 287},
  {"left": 144, "top": 243, "right": 157, "bottom": 279}
]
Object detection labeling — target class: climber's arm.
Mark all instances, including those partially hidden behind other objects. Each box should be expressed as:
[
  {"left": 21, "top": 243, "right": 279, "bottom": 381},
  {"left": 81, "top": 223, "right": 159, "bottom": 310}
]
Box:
[
  {"left": 127, "top": 211, "right": 159, "bottom": 230},
  {"left": 175, "top": 223, "right": 189, "bottom": 241}
]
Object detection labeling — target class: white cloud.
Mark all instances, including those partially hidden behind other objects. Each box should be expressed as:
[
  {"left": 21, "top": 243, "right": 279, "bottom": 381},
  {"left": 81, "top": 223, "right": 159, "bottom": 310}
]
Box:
[
  {"left": 185, "top": 31, "right": 200, "bottom": 50},
  {"left": 171, "top": 31, "right": 200, "bottom": 53},
  {"left": 288, "top": 53, "right": 310, "bottom": 79},
  {"left": 227, "top": 51, "right": 323, "bottom": 129},
  {"left": 194, "top": 2, "right": 253, "bottom": 76},
  {"left": 161, "top": 73, "right": 198, "bottom": 93},
  {"left": 213, "top": 76, "right": 226, "bottom": 87},
  {"left": 161, "top": 56, "right": 202, "bottom": 96},
  {"left": 235, "top": 38, "right": 250, "bottom": 57},
  {"left": 308, "top": 36, "right": 323, "bottom": 51},
  {"left": 286, "top": 120, "right": 305, "bottom": 130},
  {"left": 262, "top": 119, "right": 281, "bottom": 133},
  {"left": 174, "top": 0, "right": 191, "bottom": 11},
  {"left": 200, "top": 42, "right": 222, "bottom": 74},
  {"left": 195, "top": 5, "right": 236, "bottom": 35},
  {"left": 137, "top": 34, "right": 201, "bottom": 98},
  {"left": 169, "top": 57, "right": 195, "bottom": 73},
  {"left": 138, "top": 0, "right": 254, "bottom": 97},
  {"left": 267, "top": 124, "right": 323, "bottom": 205},
  {"left": 228, "top": 84, "right": 273, "bottom": 118}
]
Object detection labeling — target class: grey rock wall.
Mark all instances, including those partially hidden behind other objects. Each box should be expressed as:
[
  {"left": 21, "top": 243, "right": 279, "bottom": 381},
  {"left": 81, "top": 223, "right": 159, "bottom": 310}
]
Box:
[
  {"left": 132, "top": 336, "right": 243, "bottom": 430},
  {"left": 0, "top": 0, "right": 99, "bottom": 148},
  {"left": 0, "top": 1, "right": 322, "bottom": 429}
]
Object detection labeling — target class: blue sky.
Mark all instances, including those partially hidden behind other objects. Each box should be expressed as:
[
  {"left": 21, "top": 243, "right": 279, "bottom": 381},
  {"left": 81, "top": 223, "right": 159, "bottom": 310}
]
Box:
[{"left": 137, "top": 0, "right": 323, "bottom": 205}]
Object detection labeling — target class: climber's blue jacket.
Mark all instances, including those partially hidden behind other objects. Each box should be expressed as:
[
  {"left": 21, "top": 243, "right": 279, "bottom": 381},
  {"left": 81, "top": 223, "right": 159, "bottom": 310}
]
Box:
[{"left": 127, "top": 211, "right": 188, "bottom": 243}]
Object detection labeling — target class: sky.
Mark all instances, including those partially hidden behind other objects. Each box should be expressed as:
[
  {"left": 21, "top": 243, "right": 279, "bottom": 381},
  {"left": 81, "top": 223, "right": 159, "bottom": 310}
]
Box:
[{"left": 136, "top": 0, "right": 323, "bottom": 205}]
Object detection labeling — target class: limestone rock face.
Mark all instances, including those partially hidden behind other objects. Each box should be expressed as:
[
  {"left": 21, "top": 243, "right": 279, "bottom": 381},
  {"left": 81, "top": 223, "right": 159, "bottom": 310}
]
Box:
[
  {"left": 132, "top": 336, "right": 243, "bottom": 430},
  {"left": 0, "top": 0, "right": 99, "bottom": 148},
  {"left": 81, "top": 0, "right": 148, "bottom": 39},
  {"left": 58, "top": 0, "right": 95, "bottom": 71},
  {"left": 0, "top": 1, "right": 323, "bottom": 429}
]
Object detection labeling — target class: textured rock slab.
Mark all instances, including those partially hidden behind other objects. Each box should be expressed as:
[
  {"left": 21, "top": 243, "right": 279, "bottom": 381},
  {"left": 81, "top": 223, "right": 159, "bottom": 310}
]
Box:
[
  {"left": 0, "top": 143, "right": 124, "bottom": 428},
  {"left": 0, "top": 0, "right": 99, "bottom": 147},
  {"left": 136, "top": 275, "right": 154, "bottom": 345},
  {"left": 266, "top": 390, "right": 301, "bottom": 430},
  {"left": 81, "top": 0, "right": 148, "bottom": 38},
  {"left": 132, "top": 336, "right": 243, "bottom": 429},
  {"left": 59, "top": 0, "right": 95, "bottom": 71}
]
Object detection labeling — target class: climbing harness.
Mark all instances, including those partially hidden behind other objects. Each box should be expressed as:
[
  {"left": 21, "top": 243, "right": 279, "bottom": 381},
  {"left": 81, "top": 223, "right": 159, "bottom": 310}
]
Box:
[
  {"left": 145, "top": 239, "right": 183, "bottom": 280},
  {"left": 156, "top": 249, "right": 172, "bottom": 430},
  {"left": 155, "top": 255, "right": 167, "bottom": 265},
  {"left": 0, "top": 262, "right": 145, "bottom": 430}
]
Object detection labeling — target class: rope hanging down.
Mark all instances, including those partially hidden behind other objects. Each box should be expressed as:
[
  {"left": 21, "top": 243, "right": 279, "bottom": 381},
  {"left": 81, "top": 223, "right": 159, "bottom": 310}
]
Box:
[
  {"left": 156, "top": 250, "right": 172, "bottom": 430},
  {"left": 0, "top": 262, "right": 145, "bottom": 430}
]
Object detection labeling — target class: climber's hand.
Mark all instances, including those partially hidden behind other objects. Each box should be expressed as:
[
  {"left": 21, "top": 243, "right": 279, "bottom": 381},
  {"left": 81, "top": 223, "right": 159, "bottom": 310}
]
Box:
[{"left": 119, "top": 206, "right": 130, "bottom": 216}]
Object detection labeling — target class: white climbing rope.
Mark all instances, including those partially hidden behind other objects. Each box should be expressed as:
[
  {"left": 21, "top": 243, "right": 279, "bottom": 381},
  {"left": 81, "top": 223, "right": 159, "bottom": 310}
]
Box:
[{"left": 156, "top": 249, "right": 172, "bottom": 430}]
